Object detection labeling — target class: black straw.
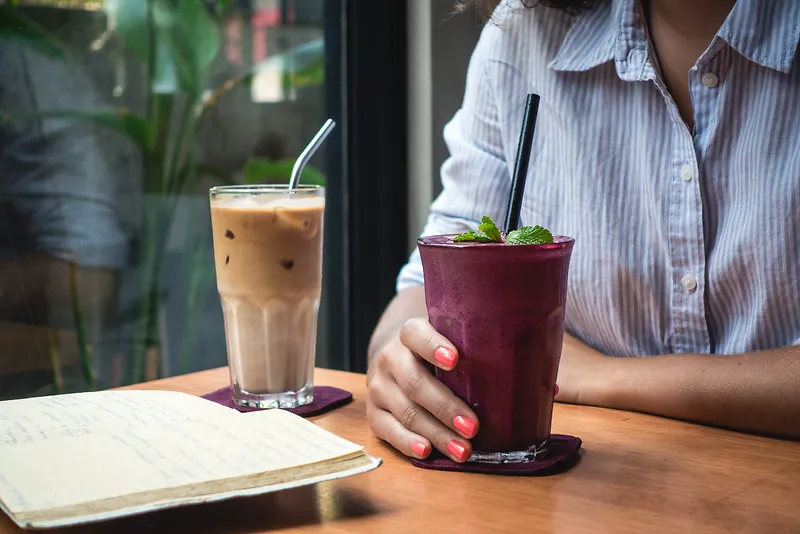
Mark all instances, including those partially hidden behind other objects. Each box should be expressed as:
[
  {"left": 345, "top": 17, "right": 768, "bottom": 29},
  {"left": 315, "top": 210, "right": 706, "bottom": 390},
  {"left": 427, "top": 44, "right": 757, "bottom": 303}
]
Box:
[{"left": 504, "top": 93, "right": 541, "bottom": 233}]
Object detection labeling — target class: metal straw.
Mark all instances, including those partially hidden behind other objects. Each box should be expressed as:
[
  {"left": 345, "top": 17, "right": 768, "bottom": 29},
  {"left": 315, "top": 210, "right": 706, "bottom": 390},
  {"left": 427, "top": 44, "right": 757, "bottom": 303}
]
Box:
[{"left": 289, "top": 118, "right": 336, "bottom": 189}]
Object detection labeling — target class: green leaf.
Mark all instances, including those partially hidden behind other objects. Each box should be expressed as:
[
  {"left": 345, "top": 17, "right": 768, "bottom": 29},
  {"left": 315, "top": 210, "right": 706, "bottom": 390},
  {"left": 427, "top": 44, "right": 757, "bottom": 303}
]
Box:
[
  {"left": 151, "top": 0, "right": 221, "bottom": 96},
  {"left": 104, "top": 0, "right": 150, "bottom": 63},
  {"left": 506, "top": 225, "right": 554, "bottom": 245},
  {"left": 0, "top": 4, "right": 66, "bottom": 60},
  {"left": 151, "top": 37, "right": 178, "bottom": 94},
  {"left": 243, "top": 158, "right": 326, "bottom": 186},
  {"left": 1, "top": 108, "right": 151, "bottom": 151},
  {"left": 453, "top": 231, "right": 493, "bottom": 243},
  {"left": 478, "top": 215, "right": 503, "bottom": 242},
  {"left": 150, "top": 2, "right": 184, "bottom": 94},
  {"left": 282, "top": 55, "right": 325, "bottom": 88},
  {"left": 214, "top": 0, "right": 232, "bottom": 13}
]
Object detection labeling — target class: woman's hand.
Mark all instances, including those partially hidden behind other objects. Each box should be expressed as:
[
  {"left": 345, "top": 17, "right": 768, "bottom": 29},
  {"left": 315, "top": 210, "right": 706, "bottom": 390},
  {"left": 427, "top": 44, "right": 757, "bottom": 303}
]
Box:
[{"left": 366, "top": 317, "right": 480, "bottom": 462}]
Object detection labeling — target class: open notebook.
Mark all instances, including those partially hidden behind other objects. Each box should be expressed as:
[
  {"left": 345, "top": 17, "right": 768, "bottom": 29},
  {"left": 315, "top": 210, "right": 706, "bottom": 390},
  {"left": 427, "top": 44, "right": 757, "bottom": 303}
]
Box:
[{"left": 0, "top": 390, "right": 381, "bottom": 530}]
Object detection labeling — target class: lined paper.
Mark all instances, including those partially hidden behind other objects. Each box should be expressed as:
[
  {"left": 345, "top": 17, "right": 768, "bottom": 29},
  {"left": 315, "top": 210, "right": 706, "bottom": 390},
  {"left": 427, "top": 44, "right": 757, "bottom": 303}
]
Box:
[{"left": 0, "top": 391, "right": 362, "bottom": 514}]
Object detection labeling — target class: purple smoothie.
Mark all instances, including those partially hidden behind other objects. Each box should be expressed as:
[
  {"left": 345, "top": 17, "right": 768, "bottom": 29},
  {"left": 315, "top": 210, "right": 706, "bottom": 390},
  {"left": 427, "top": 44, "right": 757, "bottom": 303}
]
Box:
[{"left": 418, "top": 234, "right": 574, "bottom": 457}]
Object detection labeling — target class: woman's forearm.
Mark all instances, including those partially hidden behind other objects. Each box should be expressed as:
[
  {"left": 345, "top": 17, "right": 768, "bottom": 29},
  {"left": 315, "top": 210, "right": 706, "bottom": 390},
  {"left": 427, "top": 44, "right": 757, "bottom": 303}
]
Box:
[{"left": 593, "top": 345, "right": 800, "bottom": 439}]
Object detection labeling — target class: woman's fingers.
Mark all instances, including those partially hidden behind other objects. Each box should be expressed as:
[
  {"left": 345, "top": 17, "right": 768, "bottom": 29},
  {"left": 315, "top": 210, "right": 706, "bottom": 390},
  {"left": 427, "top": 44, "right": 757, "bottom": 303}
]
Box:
[
  {"left": 367, "top": 318, "right": 479, "bottom": 462},
  {"left": 399, "top": 317, "right": 459, "bottom": 370},
  {"left": 387, "top": 344, "right": 479, "bottom": 440},
  {"left": 369, "top": 376, "right": 472, "bottom": 463},
  {"left": 366, "top": 404, "right": 431, "bottom": 459}
]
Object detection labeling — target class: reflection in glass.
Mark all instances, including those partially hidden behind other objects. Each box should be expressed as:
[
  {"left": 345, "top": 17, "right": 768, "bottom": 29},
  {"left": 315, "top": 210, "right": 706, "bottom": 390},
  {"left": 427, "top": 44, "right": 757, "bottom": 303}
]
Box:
[{"left": 0, "top": 0, "right": 331, "bottom": 399}]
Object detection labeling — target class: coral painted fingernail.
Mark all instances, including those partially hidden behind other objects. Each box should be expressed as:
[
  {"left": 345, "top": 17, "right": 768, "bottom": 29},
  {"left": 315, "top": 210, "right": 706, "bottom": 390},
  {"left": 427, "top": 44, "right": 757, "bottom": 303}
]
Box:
[
  {"left": 555, "top": 384, "right": 560, "bottom": 396},
  {"left": 411, "top": 441, "right": 428, "bottom": 458},
  {"left": 447, "top": 440, "right": 468, "bottom": 462},
  {"left": 453, "top": 415, "right": 477, "bottom": 438},
  {"left": 434, "top": 347, "right": 457, "bottom": 368}
]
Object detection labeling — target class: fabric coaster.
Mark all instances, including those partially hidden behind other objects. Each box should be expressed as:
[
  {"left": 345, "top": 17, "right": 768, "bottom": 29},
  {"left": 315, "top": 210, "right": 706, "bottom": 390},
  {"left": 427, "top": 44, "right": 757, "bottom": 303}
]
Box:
[
  {"left": 201, "top": 386, "right": 352, "bottom": 417},
  {"left": 411, "top": 434, "right": 582, "bottom": 475}
]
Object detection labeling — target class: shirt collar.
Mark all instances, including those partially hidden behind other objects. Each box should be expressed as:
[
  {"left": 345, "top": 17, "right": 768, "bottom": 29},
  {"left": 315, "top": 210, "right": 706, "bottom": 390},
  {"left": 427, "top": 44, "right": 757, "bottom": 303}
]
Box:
[
  {"left": 549, "top": 0, "right": 800, "bottom": 76},
  {"left": 717, "top": 0, "right": 800, "bottom": 73},
  {"left": 548, "top": 0, "right": 649, "bottom": 81}
]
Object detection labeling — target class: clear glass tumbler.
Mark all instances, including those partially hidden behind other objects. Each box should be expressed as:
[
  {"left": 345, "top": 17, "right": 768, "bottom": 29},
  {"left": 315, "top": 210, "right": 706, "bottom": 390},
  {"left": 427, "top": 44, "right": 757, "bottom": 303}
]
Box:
[{"left": 209, "top": 185, "right": 325, "bottom": 408}]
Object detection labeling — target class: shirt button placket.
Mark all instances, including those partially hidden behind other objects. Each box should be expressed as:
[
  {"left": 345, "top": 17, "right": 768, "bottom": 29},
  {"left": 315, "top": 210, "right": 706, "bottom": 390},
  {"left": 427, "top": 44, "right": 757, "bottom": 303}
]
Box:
[
  {"left": 672, "top": 64, "right": 717, "bottom": 354},
  {"left": 670, "top": 147, "right": 704, "bottom": 353}
]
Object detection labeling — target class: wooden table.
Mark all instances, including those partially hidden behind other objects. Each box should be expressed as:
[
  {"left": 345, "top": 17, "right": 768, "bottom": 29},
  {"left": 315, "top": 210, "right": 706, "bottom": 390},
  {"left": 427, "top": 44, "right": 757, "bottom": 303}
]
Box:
[{"left": 2, "top": 368, "right": 799, "bottom": 533}]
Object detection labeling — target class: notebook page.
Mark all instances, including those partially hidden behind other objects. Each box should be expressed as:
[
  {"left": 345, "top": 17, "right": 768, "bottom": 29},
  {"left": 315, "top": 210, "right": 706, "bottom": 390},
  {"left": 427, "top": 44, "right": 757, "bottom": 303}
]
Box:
[
  {"left": 0, "top": 391, "right": 362, "bottom": 516},
  {"left": 235, "top": 408, "right": 363, "bottom": 460}
]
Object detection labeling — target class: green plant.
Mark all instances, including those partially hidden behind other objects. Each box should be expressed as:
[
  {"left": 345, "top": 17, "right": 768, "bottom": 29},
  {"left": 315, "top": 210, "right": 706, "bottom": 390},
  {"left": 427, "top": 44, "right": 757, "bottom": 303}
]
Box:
[
  {"left": 105, "top": 0, "right": 226, "bottom": 383},
  {"left": 1, "top": 0, "right": 229, "bottom": 383},
  {"left": 2, "top": 0, "right": 327, "bottom": 385}
]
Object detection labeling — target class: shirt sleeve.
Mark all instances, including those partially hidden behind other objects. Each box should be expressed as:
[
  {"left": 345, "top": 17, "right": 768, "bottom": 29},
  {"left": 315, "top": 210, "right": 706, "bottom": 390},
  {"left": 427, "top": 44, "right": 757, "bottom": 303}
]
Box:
[
  {"left": 0, "top": 42, "right": 129, "bottom": 270},
  {"left": 396, "top": 23, "right": 511, "bottom": 292}
]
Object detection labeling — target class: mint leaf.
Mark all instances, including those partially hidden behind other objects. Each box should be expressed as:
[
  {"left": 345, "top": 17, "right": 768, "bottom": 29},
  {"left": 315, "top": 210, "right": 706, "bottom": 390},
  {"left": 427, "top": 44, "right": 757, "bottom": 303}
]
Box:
[
  {"left": 478, "top": 216, "right": 503, "bottom": 243},
  {"left": 453, "top": 231, "right": 493, "bottom": 243},
  {"left": 506, "top": 225, "right": 554, "bottom": 245}
]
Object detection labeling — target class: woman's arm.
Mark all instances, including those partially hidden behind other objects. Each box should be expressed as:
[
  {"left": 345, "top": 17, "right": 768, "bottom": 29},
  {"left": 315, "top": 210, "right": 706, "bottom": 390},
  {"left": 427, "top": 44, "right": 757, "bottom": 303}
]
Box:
[{"left": 557, "top": 333, "right": 800, "bottom": 439}]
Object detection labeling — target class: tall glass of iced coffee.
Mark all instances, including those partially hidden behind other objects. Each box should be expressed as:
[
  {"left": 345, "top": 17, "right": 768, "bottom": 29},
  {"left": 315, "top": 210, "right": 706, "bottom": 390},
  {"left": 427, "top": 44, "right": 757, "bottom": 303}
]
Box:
[{"left": 209, "top": 185, "right": 324, "bottom": 408}]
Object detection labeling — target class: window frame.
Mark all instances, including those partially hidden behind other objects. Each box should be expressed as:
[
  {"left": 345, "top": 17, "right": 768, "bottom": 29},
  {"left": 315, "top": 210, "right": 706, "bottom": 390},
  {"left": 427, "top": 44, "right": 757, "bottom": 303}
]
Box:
[{"left": 323, "top": 0, "right": 408, "bottom": 372}]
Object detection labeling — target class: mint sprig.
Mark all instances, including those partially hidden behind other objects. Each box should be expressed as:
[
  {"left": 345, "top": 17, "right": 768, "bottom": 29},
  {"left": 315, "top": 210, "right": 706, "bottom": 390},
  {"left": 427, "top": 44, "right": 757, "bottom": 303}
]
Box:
[
  {"left": 452, "top": 216, "right": 555, "bottom": 245},
  {"left": 453, "top": 215, "right": 554, "bottom": 245},
  {"left": 506, "top": 225, "right": 554, "bottom": 245},
  {"left": 453, "top": 231, "right": 493, "bottom": 243},
  {"left": 478, "top": 216, "right": 503, "bottom": 242}
]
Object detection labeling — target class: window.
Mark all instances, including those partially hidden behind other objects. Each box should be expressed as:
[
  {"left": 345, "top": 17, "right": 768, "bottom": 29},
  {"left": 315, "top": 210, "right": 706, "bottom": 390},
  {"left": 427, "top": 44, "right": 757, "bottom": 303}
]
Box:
[{"left": 0, "top": 0, "right": 407, "bottom": 398}]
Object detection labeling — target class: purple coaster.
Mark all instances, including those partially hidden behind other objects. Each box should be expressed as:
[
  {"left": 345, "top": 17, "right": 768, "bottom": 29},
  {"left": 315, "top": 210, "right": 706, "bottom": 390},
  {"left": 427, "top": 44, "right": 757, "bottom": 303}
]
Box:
[
  {"left": 411, "top": 434, "right": 582, "bottom": 475},
  {"left": 201, "top": 386, "right": 352, "bottom": 417}
]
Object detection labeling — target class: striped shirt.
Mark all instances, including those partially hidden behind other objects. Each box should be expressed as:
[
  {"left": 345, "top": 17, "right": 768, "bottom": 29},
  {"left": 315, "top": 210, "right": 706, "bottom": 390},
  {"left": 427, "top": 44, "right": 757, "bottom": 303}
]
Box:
[{"left": 397, "top": 0, "right": 800, "bottom": 357}]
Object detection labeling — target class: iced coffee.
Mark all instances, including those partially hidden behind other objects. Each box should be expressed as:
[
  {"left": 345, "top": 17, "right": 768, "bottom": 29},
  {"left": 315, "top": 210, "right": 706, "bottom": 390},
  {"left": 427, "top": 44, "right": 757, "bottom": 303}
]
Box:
[{"left": 209, "top": 185, "right": 324, "bottom": 408}]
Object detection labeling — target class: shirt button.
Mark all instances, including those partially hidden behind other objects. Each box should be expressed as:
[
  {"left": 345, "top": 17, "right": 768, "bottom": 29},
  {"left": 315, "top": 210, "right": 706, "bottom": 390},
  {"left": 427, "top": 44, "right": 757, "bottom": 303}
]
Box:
[
  {"left": 681, "top": 274, "right": 698, "bottom": 293},
  {"left": 701, "top": 72, "right": 719, "bottom": 88},
  {"left": 680, "top": 164, "right": 694, "bottom": 182}
]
